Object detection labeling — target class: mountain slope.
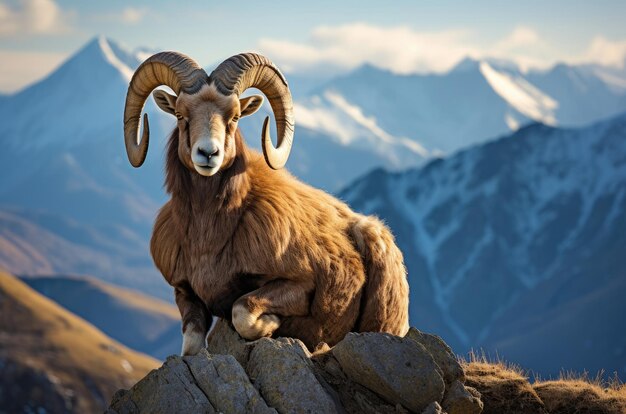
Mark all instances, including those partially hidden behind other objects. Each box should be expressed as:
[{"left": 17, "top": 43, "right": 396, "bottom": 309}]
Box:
[
  {"left": 0, "top": 270, "right": 158, "bottom": 413},
  {"left": 0, "top": 207, "right": 169, "bottom": 299},
  {"left": 341, "top": 112, "right": 626, "bottom": 377},
  {"left": 22, "top": 275, "right": 181, "bottom": 360}
]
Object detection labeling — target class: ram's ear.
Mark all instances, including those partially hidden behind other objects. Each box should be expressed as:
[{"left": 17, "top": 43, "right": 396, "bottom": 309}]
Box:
[
  {"left": 239, "top": 95, "right": 264, "bottom": 118},
  {"left": 153, "top": 90, "right": 178, "bottom": 115}
]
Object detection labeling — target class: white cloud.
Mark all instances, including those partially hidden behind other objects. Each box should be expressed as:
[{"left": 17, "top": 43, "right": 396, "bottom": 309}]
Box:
[
  {"left": 120, "top": 7, "right": 147, "bottom": 25},
  {"left": 0, "top": 49, "right": 66, "bottom": 92},
  {"left": 259, "top": 23, "right": 626, "bottom": 75},
  {"left": 259, "top": 23, "right": 480, "bottom": 75},
  {"left": 495, "top": 26, "right": 542, "bottom": 51},
  {"left": 578, "top": 36, "right": 626, "bottom": 68},
  {"left": 0, "top": 0, "right": 73, "bottom": 36}
]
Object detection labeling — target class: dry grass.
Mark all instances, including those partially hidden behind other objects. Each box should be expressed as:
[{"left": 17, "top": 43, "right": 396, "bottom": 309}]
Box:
[
  {"left": 462, "top": 351, "right": 548, "bottom": 414},
  {"left": 534, "top": 371, "right": 626, "bottom": 414},
  {"left": 461, "top": 349, "right": 626, "bottom": 414},
  {"left": 463, "top": 348, "right": 527, "bottom": 377}
]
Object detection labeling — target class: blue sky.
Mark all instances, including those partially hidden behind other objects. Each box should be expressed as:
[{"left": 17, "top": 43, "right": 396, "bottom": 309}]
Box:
[{"left": 1, "top": 0, "right": 626, "bottom": 92}]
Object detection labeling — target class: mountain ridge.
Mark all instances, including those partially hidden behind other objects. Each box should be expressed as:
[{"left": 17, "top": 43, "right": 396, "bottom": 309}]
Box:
[{"left": 340, "top": 111, "right": 626, "bottom": 377}]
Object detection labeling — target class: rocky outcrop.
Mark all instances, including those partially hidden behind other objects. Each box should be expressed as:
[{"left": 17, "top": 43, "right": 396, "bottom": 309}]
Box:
[{"left": 107, "top": 320, "right": 483, "bottom": 414}]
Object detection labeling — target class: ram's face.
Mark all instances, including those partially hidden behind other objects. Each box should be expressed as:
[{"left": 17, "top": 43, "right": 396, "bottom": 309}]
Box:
[{"left": 153, "top": 85, "right": 263, "bottom": 176}]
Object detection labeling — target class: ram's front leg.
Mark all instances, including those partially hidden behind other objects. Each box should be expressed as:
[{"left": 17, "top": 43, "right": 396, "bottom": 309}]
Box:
[
  {"left": 232, "top": 279, "right": 313, "bottom": 341},
  {"left": 175, "top": 282, "right": 212, "bottom": 356}
]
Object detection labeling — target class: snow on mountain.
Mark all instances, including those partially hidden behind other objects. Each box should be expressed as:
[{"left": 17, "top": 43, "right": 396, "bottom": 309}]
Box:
[
  {"left": 340, "top": 112, "right": 626, "bottom": 376},
  {"left": 479, "top": 61, "right": 558, "bottom": 125},
  {"left": 295, "top": 90, "right": 429, "bottom": 165},
  {"left": 526, "top": 62, "right": 626, "bottom": 127},
  {"left": 300, "top": 58, "right": 626, "bottom": 156}
]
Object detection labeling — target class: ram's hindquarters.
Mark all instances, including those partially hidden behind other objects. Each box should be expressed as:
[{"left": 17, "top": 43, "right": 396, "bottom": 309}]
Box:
[{"left": 350, "top": 215, "right": 410, "bottom": 335}]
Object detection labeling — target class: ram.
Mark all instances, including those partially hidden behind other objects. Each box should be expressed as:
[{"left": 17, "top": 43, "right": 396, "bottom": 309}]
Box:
[{"left": 123, "top": 52, "right": 409, "bottom": 355}]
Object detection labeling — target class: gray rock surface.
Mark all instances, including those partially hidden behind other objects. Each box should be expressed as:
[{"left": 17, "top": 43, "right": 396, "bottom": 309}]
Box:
[
  {"left": 441, "top": 379, "right": 483, "bottom": 414},
  {"left": 421, "top": 401, "right": 446, "bottom": 414},
  {"left": 206, "top": 318, "right": 251, "bottom": 369},
  {"left": 184, "top": 350, "right": 276, "bottom": 414},
  {"left": 247, "top": 337, "right": 341, "bottom": 414},
  {"left": 332, "top": 332, "right": 446, "bottom": 413},
  {"left": 108, "top": 322, "right": 483, "bottom": 414},
  {"left": 107, "top": 356, "right": 217, "bottom": 414},
  {"left": 406, "top": 327, "right": 465, "bottom": 384}
]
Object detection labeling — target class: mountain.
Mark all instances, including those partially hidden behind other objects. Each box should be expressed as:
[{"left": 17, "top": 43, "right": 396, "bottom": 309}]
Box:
[
  {"left": 340, "top": 112, "right": 626, "bottom": 378},
  {"left": 0, "top": 269, "right": 158, "bottom": 413},
  {"left": 0, "top": 36, "right": 168, "bottom": 219},
  {"left": 22, "top": 275, "right": 181, "bottom": 360},
  {"left": 300, "top": 58, "right": 626, "bottom": 155}
]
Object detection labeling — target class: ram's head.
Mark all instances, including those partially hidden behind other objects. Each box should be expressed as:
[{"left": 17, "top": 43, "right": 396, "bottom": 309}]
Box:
[{"left": 123, "top": 52, "right": 294, "bottom": 175}]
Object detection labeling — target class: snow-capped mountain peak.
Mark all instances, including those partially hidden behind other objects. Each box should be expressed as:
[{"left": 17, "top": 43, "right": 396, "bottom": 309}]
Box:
[{"left": 0, "top": 36, "right": 147, "bottom": 152}]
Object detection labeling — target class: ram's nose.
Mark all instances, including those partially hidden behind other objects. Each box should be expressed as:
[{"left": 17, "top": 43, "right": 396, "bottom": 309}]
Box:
[{"left": 196, "top": 145, "right": 220, "bottom": 163}]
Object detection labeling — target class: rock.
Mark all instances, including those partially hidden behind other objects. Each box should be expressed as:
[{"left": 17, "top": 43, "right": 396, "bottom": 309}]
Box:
[
  {"left": 332, "top": 332, "right": 445, "bottom": 413},
  {"left": 184, "top": 350, "right": 276, "bottom": 414},
  {"left": 107, "top": 356, "right": 217, "bottom": 414},
  {"left": 108, "top": 324, "right": 486, "bottom": 414},
  {"left": 441, "top": 380, "right": 483, "bottom": 414},
  {"left": 206, "top": 318, "right": 251, "bottom": 369},
  {"left": 405, "top": 327, "right": 465, "bottom": 384},
  {"left": 246, "top": 337, "right": 341, "bottom": 414},
  {"left": 313, "top": 350, "right": 403, "bottom": 414},
  {"left": 421, "top": 401, "right": 446, "bottom": 414}
]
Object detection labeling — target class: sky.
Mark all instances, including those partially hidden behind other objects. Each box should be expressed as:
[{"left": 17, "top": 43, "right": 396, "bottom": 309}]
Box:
[{"left": 1, "top": 0, "right": 626, "bottom": 92}]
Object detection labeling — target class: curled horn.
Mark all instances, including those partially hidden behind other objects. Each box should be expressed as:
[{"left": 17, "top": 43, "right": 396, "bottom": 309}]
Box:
[
  {"left": 123, "top": 52, "right": 208, "bottom": 167},
  {"left": 209, "top": 53, "right": 294, "bottom": 169}
]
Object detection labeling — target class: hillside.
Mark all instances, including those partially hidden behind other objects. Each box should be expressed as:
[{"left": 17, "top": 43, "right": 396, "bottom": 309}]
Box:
[
  {"left": 341, "top": 112, "right": 626, "bottom": 377},
  {"left": 22, "top": 275, "right": 181, "bottom": 360},
  {"left": 0, "top": 270, "right": 159, "bottom": 413}
]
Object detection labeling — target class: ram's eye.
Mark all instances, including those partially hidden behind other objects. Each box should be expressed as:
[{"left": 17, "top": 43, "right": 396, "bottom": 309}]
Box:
[
  {"left": 175, "top": 113, "right": 184, "bottom": 121},
  {"left": 232, "top": 116, "right": 240, "bottom": 123}
]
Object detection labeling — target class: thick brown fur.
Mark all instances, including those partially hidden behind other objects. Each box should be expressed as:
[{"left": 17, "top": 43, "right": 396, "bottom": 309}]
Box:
[{"left": 151, "top": 126, "right": 409, "bottom": 352}]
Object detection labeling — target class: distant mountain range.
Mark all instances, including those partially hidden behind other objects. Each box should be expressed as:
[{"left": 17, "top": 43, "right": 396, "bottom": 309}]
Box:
[
  {"left": 0, "top": 270, "right": 158, "bottom": 413},
  {"left": 299, "top": 57, "right": 626, "bottom": 154},
  {"left": 341, "top": 113, "right": 626, "bottom": 377},
  {"left": 0, "top": 36, "right": 625, "bottom": 378}
]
